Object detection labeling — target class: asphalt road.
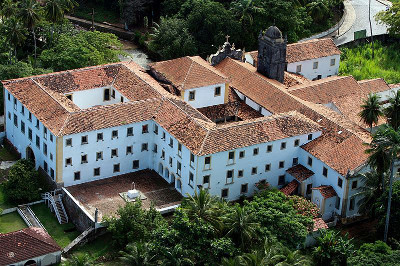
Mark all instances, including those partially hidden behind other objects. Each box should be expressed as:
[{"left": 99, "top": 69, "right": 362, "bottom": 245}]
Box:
[{"left": 335, "top": 0, "right": 390, "bottom": 45}]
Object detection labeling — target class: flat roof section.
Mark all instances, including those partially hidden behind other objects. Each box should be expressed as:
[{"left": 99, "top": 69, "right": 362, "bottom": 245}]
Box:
[{"left": 65, "top": 170, "right": 182, "bottom": 222}]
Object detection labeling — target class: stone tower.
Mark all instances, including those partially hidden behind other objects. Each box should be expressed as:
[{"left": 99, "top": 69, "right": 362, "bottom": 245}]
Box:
[{"left": 257, "top": 26, "right": 287, "bottom": 83}]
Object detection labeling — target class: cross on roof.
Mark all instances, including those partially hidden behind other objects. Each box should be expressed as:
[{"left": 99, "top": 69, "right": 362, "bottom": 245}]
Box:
[{"left": 225, "top": 35, "right": 230, "bottom": 43}]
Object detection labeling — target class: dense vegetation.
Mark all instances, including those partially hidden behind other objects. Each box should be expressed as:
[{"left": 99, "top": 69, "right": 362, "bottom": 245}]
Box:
[{"left": 339, "top": 41, "right": 400, "bottom": 84}]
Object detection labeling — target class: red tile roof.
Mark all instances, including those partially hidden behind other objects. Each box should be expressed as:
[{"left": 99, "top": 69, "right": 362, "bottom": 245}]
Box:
[
  {"left": 149, "top": 56, "right": 228, "bottom": 90},
  {"left": 312, "top": 185, "right": 337, "bottom": 198},
  {"left": 280, "top": 179, "right": 299, "bottom": 196},
  {"left": 0, "top": 227, "right": 61, "bottom": 265},
  {"left": 313, "top": 217, "right": 328, "bottom": 231},
  {"left": 358, "top": 78, "right": 390, "bottom": 94},
  {"left": 286, "top": 164, "right": 314, "bottom": 181}
]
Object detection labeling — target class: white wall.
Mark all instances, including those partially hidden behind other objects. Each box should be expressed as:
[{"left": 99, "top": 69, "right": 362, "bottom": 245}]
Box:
[
  {"left": 65, "top": 86, "right": 129, "bottom": 109},
  {"left": 287, "top": 55, "right": 340, "bottom": 80},
  {"left": 184, "top": 83, "right": 226, "bottom": 108},
  {"left": 234, "top": 90, "right": 272, "bottom": 116}
]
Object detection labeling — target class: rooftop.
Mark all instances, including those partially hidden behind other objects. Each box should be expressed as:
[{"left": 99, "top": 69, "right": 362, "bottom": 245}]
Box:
[
  {"left": 65, "top": 170, "right": 182, "bottom": 221},
  {"left": 280, "top": 180, "right": 299, "bottom": 196},
  {"left": 286, "top": 164, "right": 314, "bottom": 182},
  {"left": 312, "top": 185, "right": 337, "bottom": 198}
]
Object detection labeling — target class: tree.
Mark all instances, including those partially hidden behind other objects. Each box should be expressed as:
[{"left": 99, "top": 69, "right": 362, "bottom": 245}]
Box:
[
  {"left": 385, "top": 90, "right": 400, "bottom": 131},
  {"left": 160, "top": 244, "right": 194, "bottom": 266},
  {"left": 1, "top": 17, "right": 27, "bottom": 63},
  {"left": 120, "top": 0, "right": 153, "bottom": 28},
  {"left": 376, "top": 3, "right": 400, "bottom": 37},
  {"left": 359, "top": 93, "right": 383, "bottom": 132},
  {"left": 0, "top": 0, "right": 17, "bottom": 19},
  {"left": 18, "top": 0, "right": 41, "bottom": 64},
  {"left": 119, "top": 242, "right": 157, "bottom": 266},
  {"left": 61, "top": 254, "right": 92, "bottom": 266},
  {"left": 306, "top": 0, "right": 329, "bottom": 23},
  {"left": 39, "top": 30, "right": 123, "bottom": 71},
  {"left": 230, "top": 0, "right": 265, "bottom": 28},
  {"left": 369, "top": 125, "right": 400, "bottom": 242},
  {"left": 348, "top": 240, "right": 400, "bottom": 266},
  {"left": 376, "top": 181, "right": 400, "bottom": 241},
  {"left": 149, "top": 17, "right": 197, "bottom": 60},
  {"left": 43, "top": 0, "right": 65, "bottom": 24},
  {"left": 3, "top": 159, "right": 41, "bottom": 204}
]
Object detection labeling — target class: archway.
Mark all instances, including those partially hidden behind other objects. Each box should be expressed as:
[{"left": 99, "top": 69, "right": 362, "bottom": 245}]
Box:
[
  {"left": 26, "top": 146, "right": 35, "bottom": 165},
  {"left": 165, "top": 168, "right": 170, "bottom": 181},
  {"left": 158, "top": 163, "right": 163, "bottom": 176},
  {"left": 24, "top": 259, "right": 37, "bottom": 266}
]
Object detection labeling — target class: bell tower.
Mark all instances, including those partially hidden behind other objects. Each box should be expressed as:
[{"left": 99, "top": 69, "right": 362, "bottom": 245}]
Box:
[{"left": 257, "top": 26, "right": 287, "bottom": 83}]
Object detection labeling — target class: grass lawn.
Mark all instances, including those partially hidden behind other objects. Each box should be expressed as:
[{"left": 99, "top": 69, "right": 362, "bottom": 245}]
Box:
[
  {"left": 0, "top": 146, "right": 19, "bottom": 161},
  {"left": 340, "top": 41, "right": 400, "bottom": 84},
  {"left": 72, "top": 3, "right": 120, "bottom": 25},
  {"left": 30, "top": 203, "right": 80, "bottom": 248},
  {"left": 0, "top": 211, "right": 27, "bottom": 233}
]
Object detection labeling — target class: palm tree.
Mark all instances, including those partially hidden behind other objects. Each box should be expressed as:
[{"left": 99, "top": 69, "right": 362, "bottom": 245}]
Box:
[
  {"left": 62, "top": 254, "right": 91, "bottom": 266},
  {"left": 367, "top": 144, "right": 391, "bottom": 191},
  {"left": 119, "top": 242, "right": 157, "bottom": 266},
  {"left": 183, "top": 189, "right": 220, "bottom": 227},
  {"left": 230, "top": 0, "right": 264, "bottom": 28},
  {"left": 306, "top": 0, "right": 329, "bottom": 23},
  {"left": 359, "top": 93, "right": 383, "bottom": 132},
  {"left": 369, "top": 125, "right": 400, "bottom": 242},
  {"left": 0, "top": 0, "right": 17, "bottom": 19},
  {"left": 275, "top": 249, "right": 312, "bottom": 266},
  {"left": 385, "top": 90, "right": 400, "bottom": 131},
  {"left": 221, "top": 256, "right": 243, "bottom": 266},
  {"left": 241, "top": 237, "right": 287, "bottom": 265},
  {"left": 44, "top": 0, "right": 65, "bottom": 23},
  {"left": 160, "top": 245, "right": 194, "bottom": 266},
  {"left": 1, "top": 17, "right": 27, "bottom": 63},
  {"left": 224, "top": 205, "right": 259, "bottom": 250},
  {"left": 18, "top": 0, "right": 41, "bottom": 64}
]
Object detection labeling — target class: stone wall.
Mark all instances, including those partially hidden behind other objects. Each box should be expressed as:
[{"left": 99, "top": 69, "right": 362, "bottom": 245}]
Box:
[{"left": 61, "top": 188, "right": 94, "bottom": 232}]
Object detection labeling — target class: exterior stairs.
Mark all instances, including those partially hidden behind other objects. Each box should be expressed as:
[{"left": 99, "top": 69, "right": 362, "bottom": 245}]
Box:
[{"left": 42, "top": 190, "right": 69, "bottom": 224}]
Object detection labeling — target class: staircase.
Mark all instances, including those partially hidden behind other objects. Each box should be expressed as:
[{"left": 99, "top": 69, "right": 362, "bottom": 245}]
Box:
[{"left": 42, "top": 190, "right": 68, "bottom": 224}]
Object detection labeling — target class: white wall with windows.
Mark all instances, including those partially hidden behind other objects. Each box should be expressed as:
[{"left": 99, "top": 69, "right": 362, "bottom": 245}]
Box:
[
  {"left": 287, "top": 55, "right": 340, "bottom": 80},
  {"left": 184, "top": 83, "right": 226, "bottom": 108},
  {"left": 234, "top": 90, "right": 272, "bottom": 117}
]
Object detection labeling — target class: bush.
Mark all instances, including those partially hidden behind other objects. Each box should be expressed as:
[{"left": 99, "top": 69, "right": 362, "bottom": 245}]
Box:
[
  {"left": 3, "top": 159, "right": 42, "bottom": 204},
  {"left": 348, "top": 241, "right": 400, "bottom": 266}
]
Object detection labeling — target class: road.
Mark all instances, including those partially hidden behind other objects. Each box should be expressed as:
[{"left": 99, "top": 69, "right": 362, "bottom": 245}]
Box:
[{"left": 334, "top": 0, "right": 390, "bottom": 45}]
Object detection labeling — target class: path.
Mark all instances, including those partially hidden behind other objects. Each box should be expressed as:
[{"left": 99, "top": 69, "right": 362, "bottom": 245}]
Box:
[{"left": 334, "top": 0, "right": 390, "bottom": 45}]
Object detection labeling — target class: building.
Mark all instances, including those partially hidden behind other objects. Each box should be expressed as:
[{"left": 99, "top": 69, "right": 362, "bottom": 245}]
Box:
[
  {"left": 2, "top": 26, "right": 394, "bottom": 222},
  {"left": 0, "top": 227, "right": 62, "bottom": 266}
]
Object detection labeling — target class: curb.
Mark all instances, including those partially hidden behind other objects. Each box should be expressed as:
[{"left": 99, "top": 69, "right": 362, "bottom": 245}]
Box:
[{"left": 335, "top": 0, "right": 356, "bottom": 38}]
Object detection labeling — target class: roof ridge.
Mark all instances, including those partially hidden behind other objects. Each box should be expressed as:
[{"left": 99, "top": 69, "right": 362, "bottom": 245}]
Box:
[
  {"left": 21, "top": 229, "right": 58, "bottom": 249},
  {"left": 191, "top": 56, "right": 228, "bottom": 80},
  {"left": 58, "top": 114, "right": 72, "bottom": 136},
  {"left": 198, "top": 129, "right": 211, "bottom": 155},
  {"left": 288, "top": 75, "right": 352, "bottom": 91},
  {"left": 181, "top": 59, "right": 194, "bottom": 90}
]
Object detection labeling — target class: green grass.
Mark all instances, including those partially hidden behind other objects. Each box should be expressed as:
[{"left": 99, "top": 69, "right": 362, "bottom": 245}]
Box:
[
  {"left": 72, "top": 3, "right": 120, "bottom": 25},
  {"left": 340, "top": 41, "right": 400, "bottom": 84},
  {"left": 0, "top": 146, "right": 19, "bottom": 161},
  {"left": 0, "top": 211, "right": 28, "bottom": 233},
  {"left": 30, "top": 203, "right": 80, "bottom": 248}
]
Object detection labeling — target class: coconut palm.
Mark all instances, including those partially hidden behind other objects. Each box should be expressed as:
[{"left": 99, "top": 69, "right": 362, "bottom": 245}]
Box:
[
  {"left": 18, "top": 0, "right": 41, "bottom": 64},
  {"left": 230, "top": 0, "right": 265, "bottom": 27},
  {"left": 385, "top": 90, "right": 400, "bottom": 131},
  {"left": 183, "top": 188, "right": 220, "bottom": 226},
  {"left": 221, "top": 256, "right": 243, "bottom": 266},
  {"left": 359, "top": 93, "right": 383, "bottom": 132},
  {"left": 160, "top": 244, "right": 194, "bottom": 266},
  {"left": 1, "top": 17, "right": 27, "bottom": 63},
  {"left": 44, "top": 0, "right": 65, "bottom": 23},
  {"left": 224, "top": 205, "right": 259, "bottom": 250},
  {"left": 0, "top": 0, "right": 17, "bottom": 19},
  {"left": 306, "top": 0, "right": 329, "bottom": 23},
  {"left": 241, "top": 237, "right": 287, "bottom": 265},
  {"left": 119, "top": 242, "right": 157, "bottom": 266},
  {"left": 276, "top": 247, "right": 312, "bottom": 266},
  {"left": 369, "top": 125, "right": 400, "bottom": 242}
]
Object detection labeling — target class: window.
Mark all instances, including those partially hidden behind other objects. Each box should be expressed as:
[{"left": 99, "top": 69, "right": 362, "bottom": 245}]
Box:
[
  {"left": 43, "top": 127, "right": 47, "bottom": 140},
  {"left": 267, "top": 145, "right": 273, "bottom": 153},
  {"left": 13, "top": 114, "right": 18, "bottom": 127},
  {"left": 169, "top": 138, "right": 173, "bottom": 148},
  {"left": 226, "top": 170, "right": 234, "bottom": 184},
  {"left": 306, "top": 184, "right": 312, "bottom": 194},
  {"left": 190, "top": 153, "right": 195, "bottom": 167},
  {"left": 36, "top": 119, "right": 39, "bottom": 129},
  {"left": 96, "top": 151, "right": 103, "bottom": 161},
  {"left": 239, "top": 151, "right": 245, "bottom": 159},
  {"left": 97, "top": 133, "right": 103, "bottom": 141},
  {"left": 111, "top": 89, "right": 116, "bottom": 99},
  {"left": 178, "top": 143, "right": 182, "bottom": 157},
  {"left": 126, "top": 146, "right": 133, "bottom": 154},
  {"left": 111, "top": 148, "right": 118, "bottom": 158},
  {"left": 66, "top": 138, "right": 72, "bottom": 147},
  {"left": 113, "top": 163, "right": 120, "bottom": 173},
  {"left": 7, "top": 93, "right": 10, "bottom": 101},
  {"left": 228, "top": 151, "right": 235, "bottom": 164},
  {"left": 50, "top": 168, "right": 55, "bottom": 180},
  {"left": 265, "top": 164, "right": 271, "bottom": 172},
  {"left": 94, "top": 167, "right": 100, "bottom": 176},
  {"left": 43, "top": 143, "right": 47, "bottom": 156},
  {"left": 74, "top": 171, "right": 80, "bottom": 181},
  {"left": 292, "top": 157, "right": 298, "bottom": 166},
  {"left": 308, "top": 134, "right": 313, "bottom": 140},
  {"left": 21, "top": 121, "right": 25, "bottom": 134},
  {"left": 238, "top": 170, "right": 244, "bottom": 177},
  {"left": 13, "top": 98, "right": 17, "bottom": 110},
  {"left": 336, "top": 177, "right": 343, "bottom": 188},
  {"left": 50, "top": 153, "right": 53, "bottom": 161},
  {"left": 253, "top": 148, "right": 259, "bottom": 156},
  {"left": 36, "top": 135, "right": 40, "bottom": 148},
  {"left": 214, "top": 86, "right": 221, "bottom": 96},
  {"left": 294, "top": 139, "right": 300, "bottom": 147},
  {"left": 169, "top": 157, "right": 173, "bottom": 167},
  {"left": 50, "top": 134, "right": 53, "bottom": 142},
  {"left": 176, "top": 178, "right": 182, "bottom": 189},
  {"left": 251, "top": 167, "right": 257, "bottom": 175},
  {"left": 28, "top": 128, "right": 32, "bottom": 140},
  {"left": 352, "top": 180, "right": 358, "bottom": 189},
  {"left": 142, "top": 124, "right": 148, "bottom": 134},
  {"left": 8, "top": 112, "right": 10, "bottom": 120},
  {"left": 81, "top": 154, "right": 88, "bottom": 164},
  {"left": 154, "top": 124, "right": 158, "bottom": 134},
  {"left": 81, "top": 135, "right": 88, "bottom": 145},
  {"left": 335, "top": 196, "right": 341, "bottom": 209},
  {"left": 177, "top": 161, "right": 182, "bottom": 176},
  {"left": 203, "top": 175, "right": 210, "bottom": 185},
  {"left": 141, "top": 143, "right": 148, "bottom": 151},
  {"left": 330, "top": 58, "right": 336, "bottom": 66},
  {"left": 104, "top": 88, "right": 110, "bottom": 101},
  {"left": 349, "top": 197, "right": 355, "bottom": 211},
  {"left": 162, "top": 132, "right": 166, "bottom": 140},
  {"left": 189, "top": 91, "right": 195, "bottom": 101},
  {"left": 112, "top": 130, "right": 118, "bottom": 139},
  {"left": 221, "top": 188, "right": 229, "bottom": 198},
  {"left": 189, "top": 172, "right": 194, "bottom": 187},
  {"left": 65, "top": 158, "right": 72, "bottom": 166},
  {"left": 205, "top": 156, "right": 211, "bottom": 169},
  {"left": 279, "top": 161, "right": 285, "bottom": 169},
  {"left": 161, "top": 150, "right": 165, "bottom": 159},
  {"left": 296, "top": 65, "right": 302, "bottom": 73},
  {"left": 308, "top": 157, "right": 313, "bottom": 167},
  {"left": 66, "top": 94, "right": 72, "bottom": 101},
  {"left": 21, "top": 106, "right": 25, "bottom": 115},
  {"left": 133, "top": 160, "right": 140, "bottom": 169},
  {"left": 153, "top": 144, "right": 158, "bottom": 153},
  {"left": 280, "top": 142, "right": 286, "bottom": 150},
  {"left": 313, "top": 61, "right": 318, "bottom": 69},
  {"left": 241, "top": 183, "right": 248, "bottom": 194},
  {"left": 278, "top": 175, "right": 285, "bottom": 186},
  {"left": 120, "top": 96, "right": 124, "bottom": 102},
  {"left": 323, "top": 167, "right": 328, "bottom": 177},
  {"left": 127, "top": 127, "right": 134, "bottom": 136},
  {"left": 28, "top": 112, "right": 32, "bottom": 122}
]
